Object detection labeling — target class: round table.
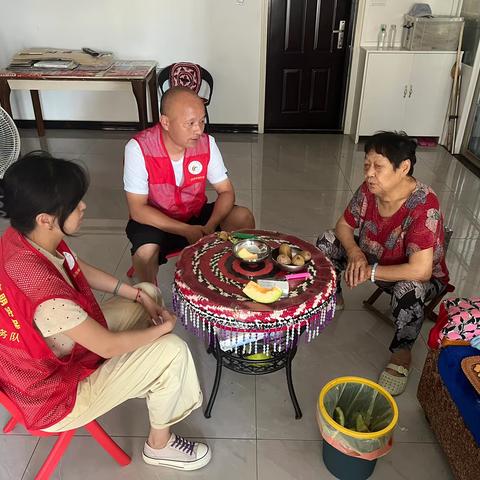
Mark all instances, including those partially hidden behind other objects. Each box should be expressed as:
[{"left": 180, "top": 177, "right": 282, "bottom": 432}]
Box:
[{"left": 172, "top": 230, "right": 336, "bottom": 419}]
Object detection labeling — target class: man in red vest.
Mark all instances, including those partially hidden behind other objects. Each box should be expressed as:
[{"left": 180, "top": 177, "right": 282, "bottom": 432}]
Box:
[{"left": 124, "top": 86, "right": 255, "bottom": 283}]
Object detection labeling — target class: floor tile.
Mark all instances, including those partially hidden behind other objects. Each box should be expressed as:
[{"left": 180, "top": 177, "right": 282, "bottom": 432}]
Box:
[
  {"left": 0, "top": 435, "right": 38, "bottom": 479},
  {"left": 9, "top": 129, "right": 480, "bottom": 480},
  {"left": 256, "top": 309, "right": 434, "bottom": 443},
  {"left": 67, "top": 234, "right": 128, "bottom": 275},
  {"left": 23, "top": 436, "right": 256, "bottom": 480},
  {"left": 253, "top": 189, "right": 352, "bottom": 238},
  {"left": 257, "top": 439, "right": 453, "bottom": 480}
]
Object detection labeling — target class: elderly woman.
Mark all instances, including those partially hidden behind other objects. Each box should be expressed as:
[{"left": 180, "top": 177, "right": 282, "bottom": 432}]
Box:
[
  {"left": 0, "top": 152, "right": 210, "bottom": 471},
  {"left": 316, "top": 132, "right": 449, "bottom": 396}
]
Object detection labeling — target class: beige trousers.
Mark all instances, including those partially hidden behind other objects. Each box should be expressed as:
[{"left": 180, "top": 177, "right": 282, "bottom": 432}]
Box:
[{"left": 44, "top": 282, "right": 203, "bottom": 432}]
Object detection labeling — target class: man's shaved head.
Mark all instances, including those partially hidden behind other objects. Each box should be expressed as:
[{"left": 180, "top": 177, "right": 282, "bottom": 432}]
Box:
[
  {"left": 159, "top": 86, "right": 206, "bottom": 151},
  {"left": 160, "top": 86, "right": 203, "bottom": 117}
]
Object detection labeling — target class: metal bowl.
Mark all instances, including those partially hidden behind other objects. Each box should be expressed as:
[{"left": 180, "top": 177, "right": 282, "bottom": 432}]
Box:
[
  {"left": 232, "top": 239, "right": 271, "bottom": 263},
  {"left": 271, "top": 246, "right": 311, "bottom": 272}
]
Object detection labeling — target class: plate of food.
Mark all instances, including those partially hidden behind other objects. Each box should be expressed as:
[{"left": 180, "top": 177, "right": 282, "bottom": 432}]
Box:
[
  {"left": 272, "top": 243, "right": 312, "bottom": 272},
  {"left": 232, "top": 239, "right": 271, "bottom": 263}
]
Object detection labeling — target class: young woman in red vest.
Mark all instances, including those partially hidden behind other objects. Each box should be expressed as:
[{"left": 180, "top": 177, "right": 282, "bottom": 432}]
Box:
[{"left": 0, "top": 152, "right": 211, "bottom": 471}]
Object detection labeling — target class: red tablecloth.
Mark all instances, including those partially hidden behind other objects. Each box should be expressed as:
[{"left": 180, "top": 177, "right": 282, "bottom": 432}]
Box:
[{"left": 173, "top": 230, "right": 336, "bottom": 351}]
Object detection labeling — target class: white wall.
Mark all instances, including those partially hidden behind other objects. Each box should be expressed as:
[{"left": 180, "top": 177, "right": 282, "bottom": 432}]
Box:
[
  {"left": 0, "top": 0, "right": 262, "bottom": 124},
  {"left": 345, "top": 0, "right": 461, "bottom": 133}
]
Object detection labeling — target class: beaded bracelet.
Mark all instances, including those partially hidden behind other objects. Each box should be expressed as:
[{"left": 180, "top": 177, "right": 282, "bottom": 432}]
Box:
[{"left": 134, "top": 288, "right": 142, "bottom": 303}]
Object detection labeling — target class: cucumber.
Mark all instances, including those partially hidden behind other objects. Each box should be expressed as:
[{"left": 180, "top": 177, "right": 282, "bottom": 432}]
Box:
[
  {"left": 355, "top": 413, "right": 370, "bottom": 433},
  {"left": 333, "top": 407, "right": 345, "bottom": 426}
]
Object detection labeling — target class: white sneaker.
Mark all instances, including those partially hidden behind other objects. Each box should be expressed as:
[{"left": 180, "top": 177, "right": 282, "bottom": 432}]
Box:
[{"left": 142, "top": 433, "right": 211, "bottom": 470}]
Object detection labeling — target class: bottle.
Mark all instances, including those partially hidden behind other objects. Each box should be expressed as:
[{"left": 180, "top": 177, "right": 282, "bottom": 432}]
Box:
[
  {"left": 388, "top": 24, "right": 397, "bottom": 48},
  {"left": 377, "top": 24, "right": 387, "bottom": 50}
]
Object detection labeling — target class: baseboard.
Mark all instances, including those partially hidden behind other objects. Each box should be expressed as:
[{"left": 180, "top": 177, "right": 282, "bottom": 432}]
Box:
[
  {"left": 16, "top": 120, "right": 143, "bottom": 132},
  {"left": 16, "top": 120, "right": 258, "bottom": 134},
  {"left": 209, "top": 124, "right": 258, "bottom": 133},
  {"left": 264, "top": 128, "right": 343, "bottom": 134}
]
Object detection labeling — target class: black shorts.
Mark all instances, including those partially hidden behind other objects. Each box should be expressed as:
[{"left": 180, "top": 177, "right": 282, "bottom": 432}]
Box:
[{"left": 126, "top": 202, "right": 216, "bottom": 264}]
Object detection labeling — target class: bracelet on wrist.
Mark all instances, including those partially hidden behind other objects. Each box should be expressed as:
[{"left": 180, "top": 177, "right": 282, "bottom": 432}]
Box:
[
  {"left": 134, "top": 288, "right": 142, "bottom": 303},
  {"left": 113, "top": 279, "right": 122, "bottom": 296},
  {"left": 370, "top": 263, "right": 378, "bottom": 283}
]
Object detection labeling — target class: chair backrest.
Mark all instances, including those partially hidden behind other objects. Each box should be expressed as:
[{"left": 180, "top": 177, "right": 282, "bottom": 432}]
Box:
[
  {"left": 158, "top": 63, "right": 214, "bottom": 108},
  {"left": 169, "top": 62, "right": 202, "bottom": 93}
]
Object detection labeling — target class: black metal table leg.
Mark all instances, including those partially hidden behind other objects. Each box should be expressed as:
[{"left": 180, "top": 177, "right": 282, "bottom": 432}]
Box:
[
  {"left": 204, "top": 338, "right": 223, "bottom": 418},
  {"left": 204, "top": 332, "right": 303, "bottom": 420},
  {"left": 285, "top": 346, "right": 302, "bottom": 419}
]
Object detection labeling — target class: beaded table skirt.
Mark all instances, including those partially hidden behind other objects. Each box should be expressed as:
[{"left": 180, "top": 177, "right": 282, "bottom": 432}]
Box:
[{"left": 173, "top": 230, "right": 336, "bottom": 352}]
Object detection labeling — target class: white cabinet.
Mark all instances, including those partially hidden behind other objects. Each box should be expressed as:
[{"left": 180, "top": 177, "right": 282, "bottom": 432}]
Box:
[{"left": 354, "top": 48, "right": 457, "bottom": 142}]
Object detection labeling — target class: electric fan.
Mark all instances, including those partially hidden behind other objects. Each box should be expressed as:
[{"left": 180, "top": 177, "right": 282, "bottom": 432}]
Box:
[{"left": 0, "top": 106, "right": 20, "bottom": 178}]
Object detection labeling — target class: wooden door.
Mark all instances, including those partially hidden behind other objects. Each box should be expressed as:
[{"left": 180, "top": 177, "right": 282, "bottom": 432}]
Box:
[
  {"left": 406, "top": 53, "right": 456, "bottom": 136},
  {"left": 265, "top": 0, "right": 353, "bottom": 131},
  {"left": 358, "top": 53, "right": 412, "bottom": 136}
]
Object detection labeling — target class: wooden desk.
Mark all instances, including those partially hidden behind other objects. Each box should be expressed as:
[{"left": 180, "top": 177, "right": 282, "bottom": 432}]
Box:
[{"left": 0, "top": 60, "right": 159, "bottom": 136}]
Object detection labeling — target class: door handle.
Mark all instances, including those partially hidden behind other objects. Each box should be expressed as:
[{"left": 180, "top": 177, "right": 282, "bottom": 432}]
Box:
[
  {"left": 332, "top": 20, "right": 346, "bottom": 49},
  {"left": 408, "top": 84, "right": 413, "bottom": 98},
  {"left": 403, "top": 85, "right": 408, "bottom": 98}
]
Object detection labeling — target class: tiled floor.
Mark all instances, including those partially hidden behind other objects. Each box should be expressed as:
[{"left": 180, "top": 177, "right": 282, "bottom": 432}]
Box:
[{"left": 2, "top": 129, "right": 479, "bottom": 479}]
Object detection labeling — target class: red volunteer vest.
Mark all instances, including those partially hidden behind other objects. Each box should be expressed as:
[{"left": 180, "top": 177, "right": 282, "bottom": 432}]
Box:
[
  {"left": 134, "top": 124, "right": 210, "bottom": 222},
  {"left": 0, "top": 228, "right": 107, "bottom": 430}
]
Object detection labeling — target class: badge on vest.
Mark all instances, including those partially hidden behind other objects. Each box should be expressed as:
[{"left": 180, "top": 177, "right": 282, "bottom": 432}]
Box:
[
  {"left": 64, "top": 252, "right": 76, "bottom": 271},
  {"left": 188, "top": 160, "right": 203, "bottom": 175}
]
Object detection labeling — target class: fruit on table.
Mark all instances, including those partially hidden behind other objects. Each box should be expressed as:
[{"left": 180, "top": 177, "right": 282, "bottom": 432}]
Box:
[
  {"left": 276, "top": 245, "right": 311, "bottom": 266},
  {"left": 276, "top": 254, "right": 291, "bottom": 265},
  {"left": 217, "top": 231, "right": 229, "bottom": 241},
  {"left": 279, "top": 243, "right": 292, "bottom": 258},
  {"left": 237, "top": 247, "right": 258, "bottom": 261},
  {"left": 292, "top": 254, "right": 305, "bottom": 266},
  {"left": 299, "top": 250, "right": 312, "bottom": 261},
  {"left": 243, "top": 281, "right": 282, "bottom": 303}
]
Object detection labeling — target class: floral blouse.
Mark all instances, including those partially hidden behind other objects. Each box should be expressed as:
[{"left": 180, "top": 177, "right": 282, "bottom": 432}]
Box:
[{"left": 343, "top": 181, "right": 449, "bottom": 283}]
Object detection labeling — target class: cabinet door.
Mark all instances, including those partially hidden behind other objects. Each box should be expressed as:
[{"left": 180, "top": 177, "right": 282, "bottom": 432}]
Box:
[
  {"left": 405, "top": 53, "right": 457, "bottom": 136},
  {"left": 358, "top": 53, "right": 412, "bottom": 136}
]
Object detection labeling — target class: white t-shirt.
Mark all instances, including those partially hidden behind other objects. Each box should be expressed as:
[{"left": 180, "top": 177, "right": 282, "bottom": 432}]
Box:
[{"left": 123, "top": 134, "right": 228, "bottom": 195}]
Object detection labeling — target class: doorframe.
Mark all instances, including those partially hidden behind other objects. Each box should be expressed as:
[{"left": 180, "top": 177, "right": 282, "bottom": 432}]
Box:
[
  {"left": 258, "top": 0, "right": 269, "bottom": 134},
  {"left": 258, "top": 0, "right": 359, "bottom": 134},
  {"left": 460, "top": 67, "right": 480, "bottom": 169}
]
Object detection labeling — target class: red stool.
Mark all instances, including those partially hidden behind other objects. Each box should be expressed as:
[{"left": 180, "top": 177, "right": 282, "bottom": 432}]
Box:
[
  {"left": 127, "top": 250, "right": 182, "bottom": 279},
  {"left": 0, "top": 390, "right": 131, "bottom": 479}
]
